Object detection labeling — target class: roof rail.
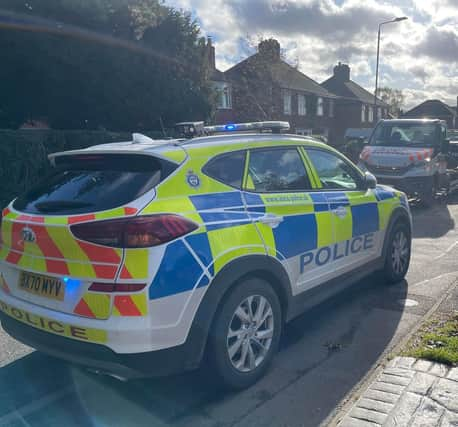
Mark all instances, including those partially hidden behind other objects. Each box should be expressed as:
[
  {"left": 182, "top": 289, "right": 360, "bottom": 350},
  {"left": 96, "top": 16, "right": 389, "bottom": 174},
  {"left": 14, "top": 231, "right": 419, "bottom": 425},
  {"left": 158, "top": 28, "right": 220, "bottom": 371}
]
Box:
[{"left": 204, "top": 121, "right": 290, "bottom": 135}]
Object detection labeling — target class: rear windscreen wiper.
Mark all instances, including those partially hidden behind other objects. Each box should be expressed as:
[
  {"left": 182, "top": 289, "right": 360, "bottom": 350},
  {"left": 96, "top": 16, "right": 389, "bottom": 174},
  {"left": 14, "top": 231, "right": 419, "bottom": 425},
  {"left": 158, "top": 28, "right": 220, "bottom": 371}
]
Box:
[{"left": 35, "top": 200, "right": 94, "bottom": 212}]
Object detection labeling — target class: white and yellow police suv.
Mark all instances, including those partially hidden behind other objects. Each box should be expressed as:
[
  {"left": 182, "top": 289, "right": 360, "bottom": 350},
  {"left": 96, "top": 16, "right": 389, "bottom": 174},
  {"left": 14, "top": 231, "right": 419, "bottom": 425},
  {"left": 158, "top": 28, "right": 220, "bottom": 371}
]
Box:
[{"left": 0, "top": 122, "right": 412, "bottom": 389}]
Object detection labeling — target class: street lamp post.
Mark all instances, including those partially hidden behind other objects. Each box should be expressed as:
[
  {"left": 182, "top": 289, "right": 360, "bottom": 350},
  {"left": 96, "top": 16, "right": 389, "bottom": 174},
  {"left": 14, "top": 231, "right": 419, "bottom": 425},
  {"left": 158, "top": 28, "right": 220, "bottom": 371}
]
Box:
[{"left": 374, "top": 17, "right": 408, "bottom": 113}]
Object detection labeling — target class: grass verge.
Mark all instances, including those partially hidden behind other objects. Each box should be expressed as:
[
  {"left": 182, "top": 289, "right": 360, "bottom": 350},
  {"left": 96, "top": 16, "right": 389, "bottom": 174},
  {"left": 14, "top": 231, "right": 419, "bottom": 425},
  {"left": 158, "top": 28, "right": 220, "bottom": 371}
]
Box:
[{"left": 402, "top": 312, "right": 458, "bottom": 366}]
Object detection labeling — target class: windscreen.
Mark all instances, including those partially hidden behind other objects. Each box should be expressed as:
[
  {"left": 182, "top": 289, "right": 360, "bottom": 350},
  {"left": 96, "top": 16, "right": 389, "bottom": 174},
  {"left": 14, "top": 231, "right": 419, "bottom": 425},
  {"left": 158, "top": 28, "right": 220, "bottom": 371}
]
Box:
[
  {"left": 369, "top": 123, "right": 439, "bottom": 147},
  {"left": 13, "top": 154, "right": 177, "bottom": 215}
]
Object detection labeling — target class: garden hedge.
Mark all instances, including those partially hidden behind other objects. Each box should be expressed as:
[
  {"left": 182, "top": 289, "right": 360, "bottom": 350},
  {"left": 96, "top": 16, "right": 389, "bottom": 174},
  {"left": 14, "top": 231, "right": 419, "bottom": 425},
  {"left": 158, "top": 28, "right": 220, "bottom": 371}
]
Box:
[{"left": 0, "top": 129, "right": 163, "bottom": 208}]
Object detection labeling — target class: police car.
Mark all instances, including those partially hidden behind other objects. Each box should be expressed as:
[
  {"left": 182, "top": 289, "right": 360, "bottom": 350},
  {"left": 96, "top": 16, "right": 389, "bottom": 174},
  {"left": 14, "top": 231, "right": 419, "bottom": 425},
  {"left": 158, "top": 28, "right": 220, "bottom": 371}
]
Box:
[{"left": 0, "top": 122, "right": 411, "bottom": 389}]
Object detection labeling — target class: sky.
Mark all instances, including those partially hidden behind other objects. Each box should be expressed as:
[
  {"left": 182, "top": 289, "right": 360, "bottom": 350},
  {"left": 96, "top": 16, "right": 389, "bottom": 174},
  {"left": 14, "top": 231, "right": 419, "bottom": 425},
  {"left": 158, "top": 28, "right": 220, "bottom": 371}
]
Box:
[{"left": 166, "top": 0, "right": 458, "bottom": 110}]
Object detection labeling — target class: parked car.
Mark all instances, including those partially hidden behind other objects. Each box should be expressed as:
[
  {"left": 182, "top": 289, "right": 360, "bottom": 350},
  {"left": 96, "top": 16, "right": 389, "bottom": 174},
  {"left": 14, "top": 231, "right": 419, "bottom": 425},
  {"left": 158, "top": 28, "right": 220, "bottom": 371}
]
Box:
[
  {"left": 0, "top": 121, "right": 412, "bottom": 389},
  {"left": 358, "top": 119, "right": 452, "bottom": 205}
]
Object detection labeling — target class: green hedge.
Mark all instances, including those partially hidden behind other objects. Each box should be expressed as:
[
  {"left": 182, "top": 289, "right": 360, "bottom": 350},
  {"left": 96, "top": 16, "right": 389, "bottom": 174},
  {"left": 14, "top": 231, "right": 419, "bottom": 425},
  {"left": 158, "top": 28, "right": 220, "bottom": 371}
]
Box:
[{"left": 0, "top": 129, "right": 163, "bottom": 209}]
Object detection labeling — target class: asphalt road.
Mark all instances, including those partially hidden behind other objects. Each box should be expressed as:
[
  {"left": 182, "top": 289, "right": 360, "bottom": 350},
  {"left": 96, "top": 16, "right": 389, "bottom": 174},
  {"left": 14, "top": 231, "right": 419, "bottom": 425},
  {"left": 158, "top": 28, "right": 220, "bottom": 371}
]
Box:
[{"left": 0, "top": 198, "right": 457, "bottom": 427}]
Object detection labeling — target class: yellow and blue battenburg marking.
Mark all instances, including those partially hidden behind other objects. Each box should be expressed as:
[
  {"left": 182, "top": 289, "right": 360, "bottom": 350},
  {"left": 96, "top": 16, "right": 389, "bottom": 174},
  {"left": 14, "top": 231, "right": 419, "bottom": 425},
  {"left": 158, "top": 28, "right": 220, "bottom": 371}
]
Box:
[{"left": 145, "top": 184, "right": 404, "bottom": 301}]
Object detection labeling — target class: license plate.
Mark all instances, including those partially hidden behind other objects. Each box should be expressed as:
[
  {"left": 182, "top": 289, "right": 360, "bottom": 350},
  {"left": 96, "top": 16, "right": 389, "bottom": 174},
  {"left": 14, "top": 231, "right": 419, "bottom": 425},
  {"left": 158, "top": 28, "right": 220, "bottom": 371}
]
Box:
[{"left": 18, "top": 272, "right": 65, "bottom": 301}]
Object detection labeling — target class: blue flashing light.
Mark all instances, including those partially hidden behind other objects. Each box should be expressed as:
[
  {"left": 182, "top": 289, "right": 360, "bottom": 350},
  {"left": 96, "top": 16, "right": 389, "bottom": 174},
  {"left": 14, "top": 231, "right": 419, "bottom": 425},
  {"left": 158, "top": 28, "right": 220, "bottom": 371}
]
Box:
[
  {"left": 225, "top": 124, "right": 236, "bottom": 131},
  {"left": 62, "top": 276, "right": 81, "bottom": 296}
]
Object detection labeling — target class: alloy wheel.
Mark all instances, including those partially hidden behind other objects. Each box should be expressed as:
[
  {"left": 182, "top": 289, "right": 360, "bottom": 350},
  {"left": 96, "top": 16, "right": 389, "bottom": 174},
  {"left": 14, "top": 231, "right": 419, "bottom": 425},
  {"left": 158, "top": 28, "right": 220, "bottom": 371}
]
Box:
[
  {"left": 226, "top": 295, "right": 274, "bottom": 373},
  {"left": 391, "top": 230, "right": 409, "bottom": 275}
]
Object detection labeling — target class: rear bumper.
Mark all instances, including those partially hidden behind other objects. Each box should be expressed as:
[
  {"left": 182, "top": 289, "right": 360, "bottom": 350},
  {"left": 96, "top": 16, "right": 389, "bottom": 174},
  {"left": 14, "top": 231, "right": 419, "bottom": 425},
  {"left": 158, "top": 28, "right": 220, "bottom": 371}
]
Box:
[
  {"left": 0, "top": 312, "right": 201, "bottom": 379},
  {"left": 376, "top": 175, "right": 433, "bottom": 195}
]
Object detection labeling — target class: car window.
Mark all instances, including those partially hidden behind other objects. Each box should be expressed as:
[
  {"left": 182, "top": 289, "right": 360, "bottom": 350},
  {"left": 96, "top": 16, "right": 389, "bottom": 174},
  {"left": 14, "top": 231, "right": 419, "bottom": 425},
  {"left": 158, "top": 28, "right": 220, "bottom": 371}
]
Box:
[
  {"left": 13, "top": 154, "right": 176, "bottom": 215},
  {"left": 306, "top": 149, "right": 360, "bottom": 190},
  {"left": 370, "top": 123, "right": 438, "bottom": 146},
  {"left": 202, "top": 151, "right": 246, "bottom": 188},
  {"left": 246, "top": 148, "right": 311, "bottom": 192}
]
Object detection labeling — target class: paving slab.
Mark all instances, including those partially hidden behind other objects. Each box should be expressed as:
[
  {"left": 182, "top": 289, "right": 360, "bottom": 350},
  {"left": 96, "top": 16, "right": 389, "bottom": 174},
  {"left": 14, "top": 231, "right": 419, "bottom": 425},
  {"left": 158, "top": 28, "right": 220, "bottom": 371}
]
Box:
[
  {"left": 430, "top": 378, "right": 458, "bottom": 413},
  {"left": 338, "top": 357, "right": 458, "bottom": 427},
  {"left": 407, "top": 372, "right": 438, "bottom": 395},
  {"left": 410, "top": 397, "right": 445, "bottom": 426},
  {"left": 446, "top": 367, "right": 458, "bottom": 382}
]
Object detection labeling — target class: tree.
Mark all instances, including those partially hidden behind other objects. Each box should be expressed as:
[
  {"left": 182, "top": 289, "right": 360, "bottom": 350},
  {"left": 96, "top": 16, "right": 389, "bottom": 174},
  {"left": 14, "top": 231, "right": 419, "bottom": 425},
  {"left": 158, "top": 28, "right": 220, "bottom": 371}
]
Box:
[
  {"left": 376, "top": 87, "right": 405, "bottom": 117},
  {"left": 0, "top": 0, "right": 213, "bottom": 130}
]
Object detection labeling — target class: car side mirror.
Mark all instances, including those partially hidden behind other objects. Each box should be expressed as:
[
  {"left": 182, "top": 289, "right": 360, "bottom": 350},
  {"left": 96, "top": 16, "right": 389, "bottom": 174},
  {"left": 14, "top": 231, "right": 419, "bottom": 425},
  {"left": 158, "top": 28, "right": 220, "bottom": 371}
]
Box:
[
  {"left": 441, "top": 138, "right": 450, "bottom": 154},
  {"left": 364, "top": 172, "right": 377, "bottom": 189}
]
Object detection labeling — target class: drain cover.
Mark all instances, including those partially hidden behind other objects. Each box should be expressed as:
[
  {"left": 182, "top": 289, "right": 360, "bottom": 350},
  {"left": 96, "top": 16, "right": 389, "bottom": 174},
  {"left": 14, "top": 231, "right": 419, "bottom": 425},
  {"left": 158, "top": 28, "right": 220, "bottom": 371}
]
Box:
[{"left": 397, "top": 298, "right": 419, "bottom": 307}]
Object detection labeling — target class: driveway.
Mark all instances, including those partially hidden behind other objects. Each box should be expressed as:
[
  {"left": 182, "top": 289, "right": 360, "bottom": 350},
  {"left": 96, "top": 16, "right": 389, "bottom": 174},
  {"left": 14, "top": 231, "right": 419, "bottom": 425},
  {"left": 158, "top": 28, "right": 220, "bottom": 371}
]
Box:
[{"left": 0, "top": 198, "right": 457, "bottom": 427}]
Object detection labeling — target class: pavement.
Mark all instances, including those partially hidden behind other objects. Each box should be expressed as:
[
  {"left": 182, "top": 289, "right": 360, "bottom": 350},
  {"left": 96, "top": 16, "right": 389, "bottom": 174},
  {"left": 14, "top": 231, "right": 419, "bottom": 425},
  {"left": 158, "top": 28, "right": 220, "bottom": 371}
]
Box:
[
  {"left": 333, "top": 259, "right": 458, "bottom": 427},
  {"left": 338, "top": 357, "right": 458, "bottom": 426},
  {"left": 0, "top": 198, "right": 457, "bottom": 427}
]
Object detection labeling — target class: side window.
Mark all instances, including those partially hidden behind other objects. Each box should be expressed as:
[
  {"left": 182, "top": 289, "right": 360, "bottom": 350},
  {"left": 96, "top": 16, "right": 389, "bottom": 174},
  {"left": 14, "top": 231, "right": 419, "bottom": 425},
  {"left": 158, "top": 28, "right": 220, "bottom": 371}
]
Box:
[
  {"left": 203, "top": 151, "right": 246, "bottom": 189},
  {"left": 306, "top": 149, "right": 361, "bottom": 190},
  {"left": 246, "top": 148, "right": 311, "bottom": 192}
]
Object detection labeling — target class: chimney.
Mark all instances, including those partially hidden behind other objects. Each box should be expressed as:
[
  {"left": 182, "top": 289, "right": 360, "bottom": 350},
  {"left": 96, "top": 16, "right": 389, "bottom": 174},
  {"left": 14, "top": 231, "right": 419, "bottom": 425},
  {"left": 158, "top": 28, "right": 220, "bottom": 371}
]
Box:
[
  {"left": 207, "top": 37, "right": 216, "bottom": 70},
  {"left": 333, "top": 62, "right": 350, "bottom": 82},
  {"left": 258, "top": 38, "right": 281, "bottom": 61}
]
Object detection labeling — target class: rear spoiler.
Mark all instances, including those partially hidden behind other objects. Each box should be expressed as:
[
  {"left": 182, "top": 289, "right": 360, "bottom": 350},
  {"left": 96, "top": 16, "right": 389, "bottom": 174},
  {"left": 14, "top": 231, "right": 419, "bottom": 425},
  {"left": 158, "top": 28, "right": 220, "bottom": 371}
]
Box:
[{"left": 49, "top": 134, "right": 185, "bottom": 166}]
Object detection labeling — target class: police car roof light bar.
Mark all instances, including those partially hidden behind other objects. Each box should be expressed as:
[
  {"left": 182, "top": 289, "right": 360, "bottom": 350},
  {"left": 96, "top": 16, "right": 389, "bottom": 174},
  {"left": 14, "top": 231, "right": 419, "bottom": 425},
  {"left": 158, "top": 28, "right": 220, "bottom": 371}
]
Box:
[{"left": 204, "top": 121, "right": 290, "bottom": 135}]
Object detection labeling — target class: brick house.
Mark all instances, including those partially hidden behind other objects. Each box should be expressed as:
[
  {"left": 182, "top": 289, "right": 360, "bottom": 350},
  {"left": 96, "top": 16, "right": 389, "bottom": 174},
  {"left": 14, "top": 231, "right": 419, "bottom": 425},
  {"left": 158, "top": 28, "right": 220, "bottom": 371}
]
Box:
[
  {"left": 321, "top": 63, "right": 389, "bottom": 145},
  {"left": 212, "top": 39, "right": 337, "bottom": 140},
  {"left": 402, "top": 99, "right": 458, "bottom": 129},
  {"left": 208, "top": 40, "right": 391, "bottom": 145}
]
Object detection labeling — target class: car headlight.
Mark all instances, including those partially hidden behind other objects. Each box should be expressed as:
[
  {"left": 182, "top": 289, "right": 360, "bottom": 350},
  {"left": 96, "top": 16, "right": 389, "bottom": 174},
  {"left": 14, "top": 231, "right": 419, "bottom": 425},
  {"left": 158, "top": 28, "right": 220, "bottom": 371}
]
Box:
[{"left": 411, "top": 157, "right": 431, "bottom": 169}]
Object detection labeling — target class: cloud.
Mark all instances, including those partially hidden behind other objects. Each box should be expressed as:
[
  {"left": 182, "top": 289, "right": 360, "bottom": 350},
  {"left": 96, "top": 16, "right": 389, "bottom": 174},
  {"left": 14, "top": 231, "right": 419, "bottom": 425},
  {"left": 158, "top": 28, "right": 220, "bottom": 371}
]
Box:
[
  {"left": 227, "top": 0, "right": 400, "bottom": 41},
  {"left": 409, "top": 65, "right": 431, "bottom": 83},
  {"left": 415, "top": 27, "right": 458, "bottom": 63},
  {"left": 167, "top": 0, "right": 457, "bottom": 109}
]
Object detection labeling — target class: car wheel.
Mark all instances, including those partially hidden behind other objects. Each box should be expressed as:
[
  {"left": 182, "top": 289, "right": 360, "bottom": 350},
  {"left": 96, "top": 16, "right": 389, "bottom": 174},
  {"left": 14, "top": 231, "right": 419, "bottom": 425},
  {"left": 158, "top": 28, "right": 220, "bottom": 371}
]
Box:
[
  {"left": 208, "top": 277, "right": 282, "bottom": 390},
  {"left": 383, "top": 222, "right": 411, "bottom": 283}
]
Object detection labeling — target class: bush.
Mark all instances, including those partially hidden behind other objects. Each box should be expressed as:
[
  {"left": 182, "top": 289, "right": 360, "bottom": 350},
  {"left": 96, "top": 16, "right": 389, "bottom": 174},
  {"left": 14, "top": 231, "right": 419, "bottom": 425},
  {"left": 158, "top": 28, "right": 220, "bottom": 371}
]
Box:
[{"left": 0, "top": 129, "right": 162, "bottom": 208}]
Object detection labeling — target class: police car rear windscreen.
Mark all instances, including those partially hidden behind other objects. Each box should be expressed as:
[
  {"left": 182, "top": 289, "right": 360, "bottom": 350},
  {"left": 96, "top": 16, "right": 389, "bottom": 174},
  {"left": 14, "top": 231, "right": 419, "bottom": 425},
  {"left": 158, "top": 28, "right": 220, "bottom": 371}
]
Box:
[{"left": 13, "top": 154, "right": 177, "bottom": 215}]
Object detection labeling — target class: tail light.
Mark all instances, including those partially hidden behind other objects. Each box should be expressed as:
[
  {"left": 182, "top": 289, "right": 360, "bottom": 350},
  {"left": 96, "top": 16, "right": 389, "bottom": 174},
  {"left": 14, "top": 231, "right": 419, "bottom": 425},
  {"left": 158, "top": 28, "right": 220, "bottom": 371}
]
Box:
[
  {"left": 70, "top": 214, "right": 198, "bottom": 248},
  {"left": 89, "top": 282, "right": 146, "bottom": 293}
]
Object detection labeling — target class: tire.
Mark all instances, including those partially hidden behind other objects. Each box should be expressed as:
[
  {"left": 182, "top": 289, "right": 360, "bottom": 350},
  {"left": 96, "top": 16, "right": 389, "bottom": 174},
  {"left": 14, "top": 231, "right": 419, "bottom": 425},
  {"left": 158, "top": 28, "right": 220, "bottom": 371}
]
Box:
[
  {"left": 421, "top": 178, "right": 437, "bottom": 207},
  {"left": 383, "top": 222, "right": 411, "bottom": 283},
  {"left": 208, "top": 277, "right": 282, "bottom": 390}
]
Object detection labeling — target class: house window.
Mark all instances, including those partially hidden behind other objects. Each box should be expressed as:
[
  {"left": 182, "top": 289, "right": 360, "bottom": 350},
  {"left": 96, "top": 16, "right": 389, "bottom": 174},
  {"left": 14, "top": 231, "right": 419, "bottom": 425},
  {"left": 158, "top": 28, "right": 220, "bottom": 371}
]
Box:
[
  {"left": 298, "top": 94, "right": 306, "bottom": 116},
  {"left": 213, "top": 82, "right": 232, "bottom": 109},
  {"left": 222, "top": 86, "right": 232, "bottom": 109},
  {"left": 329, "top": 99, "right": 334, "bottom": 117},
  {"left": 317, "top": 97, "right": 324, "bottom": 116},
  {"left": 368, "top": 106, "right": 374, "bottom": 122},
  {"left": 283, "top": 90, "right": 292, "bottom": 115},
  {"left": 377, "top": 107, "right": 382, "bottom": 121},
  {"left": 361, "top": 104, "right": 366, "bottom": 122}
]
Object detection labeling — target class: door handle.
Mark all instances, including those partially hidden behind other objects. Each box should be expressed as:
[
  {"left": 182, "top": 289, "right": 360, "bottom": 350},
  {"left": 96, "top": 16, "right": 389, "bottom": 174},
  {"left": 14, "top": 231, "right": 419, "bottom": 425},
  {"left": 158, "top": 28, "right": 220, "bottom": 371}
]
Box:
[
  {"left": 332, "top": 205, "right": 348, "bottom": 218},
  {"left": 258, "top": 214, "right": 284, "bottom": 228}
]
